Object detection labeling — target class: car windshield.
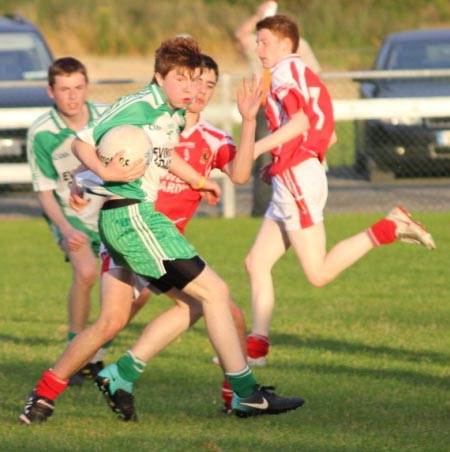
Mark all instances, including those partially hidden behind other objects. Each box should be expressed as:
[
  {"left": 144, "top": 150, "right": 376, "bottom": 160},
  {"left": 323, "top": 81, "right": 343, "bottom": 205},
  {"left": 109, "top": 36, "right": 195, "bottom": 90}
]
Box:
[
  {"left": 0, "top": 32, "right": 52, "bottom": 81},
  {"left": 386, "top": 40, "right": 450, "bottom": 70}
]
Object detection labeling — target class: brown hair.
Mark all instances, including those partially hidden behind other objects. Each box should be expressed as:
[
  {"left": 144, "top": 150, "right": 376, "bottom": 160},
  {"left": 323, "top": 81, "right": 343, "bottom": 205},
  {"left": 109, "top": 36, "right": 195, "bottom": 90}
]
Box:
[
  {"left": 256, "top": 14, "right": 300, "bottom": 54},
  {"left": 200, "top": 54, "right": 219, "bottom": 80},
  {"left": 48, "top": 57, "right": 88, "bottom": 87},
  {"left": 152, "top": 36, "right": 202, "bottom": 82}
]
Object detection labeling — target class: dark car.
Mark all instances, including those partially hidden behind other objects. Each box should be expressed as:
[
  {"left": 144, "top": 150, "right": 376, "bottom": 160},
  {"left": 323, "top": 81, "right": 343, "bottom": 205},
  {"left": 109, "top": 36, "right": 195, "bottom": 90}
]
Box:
[
  {"left": 354, "top": 28, "right": 450, "bottom": 180},
  {"left": 0, "top": 13, "right": 54, "bottom": 162}
]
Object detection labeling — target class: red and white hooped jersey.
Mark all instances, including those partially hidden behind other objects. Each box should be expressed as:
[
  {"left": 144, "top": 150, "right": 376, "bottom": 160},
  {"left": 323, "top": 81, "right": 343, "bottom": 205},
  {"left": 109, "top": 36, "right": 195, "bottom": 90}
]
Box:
[
  {"left": 265, "top": 54, "right": 335, "bottom": 175},
  {"left": 155, "top": 116, "right": 236, "bottom": 233}
]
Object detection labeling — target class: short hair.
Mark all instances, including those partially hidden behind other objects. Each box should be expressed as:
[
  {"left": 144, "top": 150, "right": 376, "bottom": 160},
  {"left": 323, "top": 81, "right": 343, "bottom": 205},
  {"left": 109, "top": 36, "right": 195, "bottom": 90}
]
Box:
[
  {"left": 256, "top": 14, "right": 300, "bottom": 54},
  {"left": 200, "top": 54, "right": 219, "bottom": 81},
  {"left": 48, "top": 57, "right": 88, "bottom": 87},
  {"left": 153, "top": 36, "right": 202, "bottom": 80}
]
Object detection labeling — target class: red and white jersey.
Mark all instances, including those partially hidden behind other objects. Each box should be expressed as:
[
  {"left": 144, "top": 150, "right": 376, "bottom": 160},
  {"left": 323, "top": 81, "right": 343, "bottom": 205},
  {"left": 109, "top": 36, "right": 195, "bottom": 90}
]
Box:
[
  {"left": 156, "top": 116, "right": 236, "bottom": 233},
  {"left": 265, "top": 54, "right": 335, "bottom": 175}
]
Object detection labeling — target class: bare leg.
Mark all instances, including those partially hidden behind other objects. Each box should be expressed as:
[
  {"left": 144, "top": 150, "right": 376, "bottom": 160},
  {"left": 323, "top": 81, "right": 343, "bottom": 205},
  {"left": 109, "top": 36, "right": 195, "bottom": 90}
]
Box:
[
  {"left": 245, "top": 218, "right": 289, "bottom": 337},
  {"left": 229, "top": 300, "right": 247, "bottom": 353},
  {"left": 180, "top": 266, "right": 247, "bottom": 373},
  {"left": 128, "top": 287, "right": 152, "bottom": 321},
  {"left": 52, "top": 268, "right": 135, "bottom": 379},
  {"left": 130, "top": 290, "right": 203, "bottom": 361},
  {"left": 288, "top": 222, "right": 373, "bottom": 287},
  {"left": 64, "top": 243, "right": 98, "bottom": 333},
  {"left": 131, "top": 267, "right": 246, "bottom": 373}
]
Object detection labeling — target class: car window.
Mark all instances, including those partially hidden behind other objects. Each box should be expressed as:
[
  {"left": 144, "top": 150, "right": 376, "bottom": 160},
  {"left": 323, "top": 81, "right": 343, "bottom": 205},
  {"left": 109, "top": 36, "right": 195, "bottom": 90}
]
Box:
[
  {"left": 0, "top": 32, "right": 52, "bottom": 81},
  {"left": 386, "top": 40, "right": 450, "bottom": 70}
]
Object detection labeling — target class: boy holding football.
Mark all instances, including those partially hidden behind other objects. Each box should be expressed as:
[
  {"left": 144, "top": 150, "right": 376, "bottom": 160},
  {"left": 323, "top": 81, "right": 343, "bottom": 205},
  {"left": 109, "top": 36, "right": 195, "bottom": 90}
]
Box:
[{"left": 19, "top": 37, "right": 304, "bottom": 424}]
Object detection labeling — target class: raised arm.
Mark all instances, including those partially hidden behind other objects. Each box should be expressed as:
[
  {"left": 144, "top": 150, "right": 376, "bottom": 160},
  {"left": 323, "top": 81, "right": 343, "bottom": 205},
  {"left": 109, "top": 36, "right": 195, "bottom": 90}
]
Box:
[
  {"left": 234, "top": 2, "right": 275, "bottom": 50},
  {"left": 225, "top": 75, "right": 262, "bottom": 184}
]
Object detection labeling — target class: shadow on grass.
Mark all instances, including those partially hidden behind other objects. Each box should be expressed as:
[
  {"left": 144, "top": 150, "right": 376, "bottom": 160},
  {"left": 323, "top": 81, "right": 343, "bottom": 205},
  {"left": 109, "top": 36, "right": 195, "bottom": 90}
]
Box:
[
  {"left": 266, "top": 332, "right": 450, "bottom": 389},
  {"left": 269, "top": 333, "right": 450, "bottom": 365}
]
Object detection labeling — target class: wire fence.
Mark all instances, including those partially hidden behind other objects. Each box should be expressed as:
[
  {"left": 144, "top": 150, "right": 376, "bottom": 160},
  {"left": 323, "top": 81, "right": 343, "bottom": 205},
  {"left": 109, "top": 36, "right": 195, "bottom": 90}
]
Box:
[{"left": 2, "top": 70, "right": 450, "bottom": 216}]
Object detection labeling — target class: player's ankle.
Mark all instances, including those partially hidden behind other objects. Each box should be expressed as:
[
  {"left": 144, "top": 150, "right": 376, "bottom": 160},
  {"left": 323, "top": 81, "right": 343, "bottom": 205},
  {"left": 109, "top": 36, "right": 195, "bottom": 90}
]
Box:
[
  {"left": 247, "top": 334, "right": 270, "bottom": 359},
  {"left": 35, "top": 368, "right": 69, "bottom": 400}
]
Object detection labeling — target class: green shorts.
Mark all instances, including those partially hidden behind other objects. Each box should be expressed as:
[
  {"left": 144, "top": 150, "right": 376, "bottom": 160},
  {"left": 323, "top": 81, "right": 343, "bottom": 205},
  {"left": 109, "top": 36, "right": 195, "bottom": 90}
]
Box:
[{"left": 99, "top": 200, "right": 197, "bottom": 278}]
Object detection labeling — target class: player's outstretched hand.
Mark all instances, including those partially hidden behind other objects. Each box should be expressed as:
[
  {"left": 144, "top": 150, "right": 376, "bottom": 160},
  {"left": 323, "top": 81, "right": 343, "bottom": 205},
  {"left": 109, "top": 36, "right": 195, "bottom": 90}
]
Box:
[
  {"left": 101, "top": 150, "right": 147, "bottom": 182},
  {"left": 237, "top": 74, "right": 263, "bottom": 122}
]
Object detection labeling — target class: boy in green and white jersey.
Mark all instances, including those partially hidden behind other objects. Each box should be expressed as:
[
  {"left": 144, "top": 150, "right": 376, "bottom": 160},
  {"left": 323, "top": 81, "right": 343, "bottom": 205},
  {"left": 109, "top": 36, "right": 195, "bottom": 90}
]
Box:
[
  {"left": 27, "top": 57, "right": 107, "bottom": 384},
  {"left": 19, "top": 37, "right": 304, "bottom": 424}
]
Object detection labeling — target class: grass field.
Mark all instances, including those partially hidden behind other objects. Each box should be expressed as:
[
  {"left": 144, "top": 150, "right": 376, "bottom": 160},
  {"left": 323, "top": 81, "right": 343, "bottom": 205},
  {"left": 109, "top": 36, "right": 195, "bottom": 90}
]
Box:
[{"left": 1, "top": 214, "right": 449, "bottom": 452}]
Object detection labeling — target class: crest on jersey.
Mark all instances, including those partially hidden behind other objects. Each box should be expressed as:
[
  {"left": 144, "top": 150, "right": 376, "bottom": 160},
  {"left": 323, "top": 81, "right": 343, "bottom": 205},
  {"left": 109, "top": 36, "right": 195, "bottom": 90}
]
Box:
[{"left": 200, "top": 148, "right": 211, "bottom": 164}]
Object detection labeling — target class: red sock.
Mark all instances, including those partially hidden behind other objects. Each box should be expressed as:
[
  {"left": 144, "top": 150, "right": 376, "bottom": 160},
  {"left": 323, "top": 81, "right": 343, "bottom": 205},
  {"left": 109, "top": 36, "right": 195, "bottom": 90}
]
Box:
[
  {"left": 366, "top": 219, "right": 397, "bottom": 247},
  {"left": 35, "top": 369, "right": 69, "bottom": 400},
  {"left": 247, "top": 334, "right": 270, "bottom": 359},
  {"left": 221, "top": 380, "right": 233, "bottom": 410}
]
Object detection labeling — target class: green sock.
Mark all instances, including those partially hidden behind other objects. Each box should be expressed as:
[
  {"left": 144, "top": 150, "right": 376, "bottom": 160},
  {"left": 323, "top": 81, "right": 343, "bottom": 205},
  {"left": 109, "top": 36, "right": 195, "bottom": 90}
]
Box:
[
  {"left": 67, "top": 332, "right": 77, "bottom": 342},
  {"left": 225, "top": 366, "right": 257, "bottom": 398},
  {"left": 117, "top": 351, "right": 146, "bottom": 384}
]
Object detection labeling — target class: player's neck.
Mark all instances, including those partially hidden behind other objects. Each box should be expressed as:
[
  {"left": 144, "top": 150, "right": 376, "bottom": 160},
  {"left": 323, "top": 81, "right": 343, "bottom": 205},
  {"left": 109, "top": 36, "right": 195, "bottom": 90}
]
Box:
[
  {"left": 184, "top": 111, "right": 200, "bottom": 130},
  {"left": 58, "top": 103, "right": 90, "bottom": 131}
]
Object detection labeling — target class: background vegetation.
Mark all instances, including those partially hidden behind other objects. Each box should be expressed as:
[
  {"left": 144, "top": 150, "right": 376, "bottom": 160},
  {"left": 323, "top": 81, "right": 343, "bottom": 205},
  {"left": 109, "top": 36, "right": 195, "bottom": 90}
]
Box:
[
  {"left": 1, "top": 215, "right": 449, "bottom": 451},
  {"left": 2, "top": 0, "right": 450, "bottom": 69}
]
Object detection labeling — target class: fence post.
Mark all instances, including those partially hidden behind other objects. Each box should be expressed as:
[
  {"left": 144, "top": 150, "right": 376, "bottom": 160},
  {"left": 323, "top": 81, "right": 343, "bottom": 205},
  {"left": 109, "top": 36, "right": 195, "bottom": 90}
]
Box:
[{"left": 218, "top": 73, "right": 236, "bottom": 218}]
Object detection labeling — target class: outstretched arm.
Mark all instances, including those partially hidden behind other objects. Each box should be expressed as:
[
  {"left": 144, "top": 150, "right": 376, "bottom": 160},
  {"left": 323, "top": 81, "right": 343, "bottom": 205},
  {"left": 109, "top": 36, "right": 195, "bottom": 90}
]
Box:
[
  {"left": 169, "top": 151, "right": 222, "bottom": 202},
  {"left": 234, "top": 2, "right": 275, "bottom": 50},
  {"left": 225, "top": 75, "right": 262, "bottom": 184}
]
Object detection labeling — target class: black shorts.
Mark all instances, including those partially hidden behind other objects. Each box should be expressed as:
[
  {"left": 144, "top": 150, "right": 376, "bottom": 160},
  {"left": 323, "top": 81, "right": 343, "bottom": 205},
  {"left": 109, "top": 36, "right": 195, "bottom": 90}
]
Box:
[{"left": 141, "top": 255, "right": 206, "bottom": 294}]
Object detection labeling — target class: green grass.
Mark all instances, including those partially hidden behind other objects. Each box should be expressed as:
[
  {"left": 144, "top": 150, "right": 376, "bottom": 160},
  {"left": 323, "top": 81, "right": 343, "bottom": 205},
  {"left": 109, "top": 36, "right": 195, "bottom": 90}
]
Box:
[
  {"left": 325, "top": 121, "right": 355, "bottom": 167},
  {"left": 1, "top": 214, "right": 450, "bottom": 452}
]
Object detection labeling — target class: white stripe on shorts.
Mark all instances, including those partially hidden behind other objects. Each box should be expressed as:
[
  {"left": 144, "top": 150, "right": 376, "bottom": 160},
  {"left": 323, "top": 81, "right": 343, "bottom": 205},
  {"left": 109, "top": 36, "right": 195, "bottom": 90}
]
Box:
[{"left": 129, "top": 203, "right": 167, "bottom": 274}]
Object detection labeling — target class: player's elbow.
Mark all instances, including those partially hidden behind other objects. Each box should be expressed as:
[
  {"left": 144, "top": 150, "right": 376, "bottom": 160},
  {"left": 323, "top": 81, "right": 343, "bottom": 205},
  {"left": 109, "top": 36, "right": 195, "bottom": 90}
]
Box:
[
  {"left": 328, "top": 132, "right": 338, "bottom": 147},
  {"left": 230, "top": 173, "right": 250, "bottom": 185}
]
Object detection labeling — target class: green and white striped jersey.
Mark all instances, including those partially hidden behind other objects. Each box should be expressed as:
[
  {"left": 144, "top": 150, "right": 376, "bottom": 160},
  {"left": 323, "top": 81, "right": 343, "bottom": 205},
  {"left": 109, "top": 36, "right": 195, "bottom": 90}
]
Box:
[
  {"left": 77, "top": 83, "right": 186, "bottom": 202},
  {"left": 27, "top": 101, "right": 107, "bottom": 234}
]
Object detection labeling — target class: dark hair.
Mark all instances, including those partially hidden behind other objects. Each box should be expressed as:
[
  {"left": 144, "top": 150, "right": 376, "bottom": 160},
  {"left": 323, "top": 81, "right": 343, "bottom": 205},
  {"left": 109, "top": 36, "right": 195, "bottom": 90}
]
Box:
[
  {"left": 48, "top": 57, "right": 88, "bottom": 87},
  {"left": 152, "top": 36, "right": 202, "bottom": 82},
  {"left": 200, "top": 54, "right": 219, "bottom": 80},
  {"left": 256, "top": 14, "right": 300, "bottom": 54}
]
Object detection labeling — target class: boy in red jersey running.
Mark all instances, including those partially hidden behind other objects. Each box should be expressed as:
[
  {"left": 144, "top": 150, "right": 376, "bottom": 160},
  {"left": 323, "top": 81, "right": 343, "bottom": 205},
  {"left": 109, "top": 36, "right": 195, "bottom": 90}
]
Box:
[{"left": 244, "top": 14, "right": 436, "bottom": 366}]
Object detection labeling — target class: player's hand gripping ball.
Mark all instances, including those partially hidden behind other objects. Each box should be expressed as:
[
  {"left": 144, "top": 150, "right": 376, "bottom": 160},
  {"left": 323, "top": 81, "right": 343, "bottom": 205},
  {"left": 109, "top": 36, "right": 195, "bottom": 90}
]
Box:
[{"left": 97, "top": 125, "right": 152, "bottom": 167}]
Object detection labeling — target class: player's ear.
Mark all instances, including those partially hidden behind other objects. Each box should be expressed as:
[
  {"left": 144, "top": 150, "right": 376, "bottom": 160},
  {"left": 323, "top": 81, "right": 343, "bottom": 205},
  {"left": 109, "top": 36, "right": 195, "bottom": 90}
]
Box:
[
  {"left": 155, "top": 72, "right": 164, "bottom": 87},
  {"left": 47, "top": 86, "right": 55, "bottom": 99}
]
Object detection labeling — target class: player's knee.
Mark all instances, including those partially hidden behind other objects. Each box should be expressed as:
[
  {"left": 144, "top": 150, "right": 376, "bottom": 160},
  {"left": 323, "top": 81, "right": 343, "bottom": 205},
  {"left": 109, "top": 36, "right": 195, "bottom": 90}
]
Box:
[
  {"left": 244, "top": 252, "right": 255, "bottom": 275},
  {"left": 200, "top": 277, "right": 230, "bottom": 305},
  {"left": 93, "top": 316, "right": 127, "bottom": 342},
  {"left": 245, "top": 252, "right": 266, "bottom": 279},
  {"left": 73, "top": 265, "right": 98, "bottom": 287},
  {"left": 305, "top": 272, "right": 331, "bottom": 288}
]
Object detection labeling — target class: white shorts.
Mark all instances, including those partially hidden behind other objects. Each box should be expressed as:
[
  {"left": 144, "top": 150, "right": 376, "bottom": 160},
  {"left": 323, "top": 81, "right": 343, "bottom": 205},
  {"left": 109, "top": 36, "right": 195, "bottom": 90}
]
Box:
[
  {"left": 99, "top": 243, "right": 149, "bottom": 299},
  {"left": 265, "top": 158, "right": 328, "bottom": 231}
]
